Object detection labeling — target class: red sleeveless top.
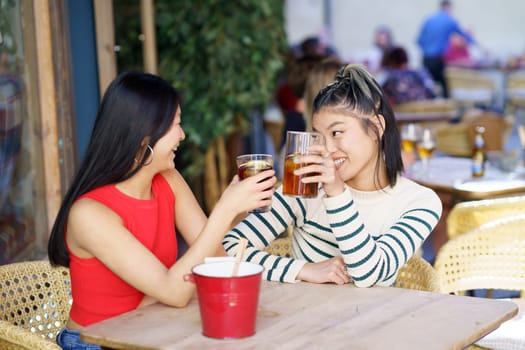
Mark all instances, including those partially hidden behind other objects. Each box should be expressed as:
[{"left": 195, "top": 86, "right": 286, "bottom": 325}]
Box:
[{"left": 67, "top": 174, "right": 177, "bottom": 326}]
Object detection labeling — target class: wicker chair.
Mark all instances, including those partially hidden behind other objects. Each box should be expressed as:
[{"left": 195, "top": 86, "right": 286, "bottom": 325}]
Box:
[
  {"left": 264, "top": 234, "right": 292, "bottom": 258},
  {"left": 447, "top": 195, "right": 525, "bottom": 240},
  {"left": 436, "top": 214, "right": 525, "bottom": 296},
  {"left": 444, "top": 67, "right": 495, "bottom": 107},
  {"left": 436, "top": 215, "right": 525, "bottom": 350},
  {"left": 393, "top": 98, "right": 458, "bottom": 115},
  {"left": 393, "top": 99, "right": 457, "bottom": 134},
  {"left": 393, "top": 255, "right": 441, "bottom": 293},
  {"left": 0, "top": 260, "right": 71, "bottom": 350},
  {"left": 506, "top": 70, "right": 525, "bottom": 113},
  {"left": 435, "top": 109, "right": 514, "bottom": 157}
]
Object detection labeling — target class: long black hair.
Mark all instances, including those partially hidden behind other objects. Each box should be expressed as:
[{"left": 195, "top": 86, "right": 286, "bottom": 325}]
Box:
[
  {"left": 313, "top": 63, "right": 403, "bottom": 188},
  {"left": 48, "top": 72, "right": 181, "bottom": 267}
]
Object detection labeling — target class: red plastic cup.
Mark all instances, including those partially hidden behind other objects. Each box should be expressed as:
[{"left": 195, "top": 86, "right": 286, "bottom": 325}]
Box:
[{"left": 191, "top": 261, "right": 264, "bottom": 339}]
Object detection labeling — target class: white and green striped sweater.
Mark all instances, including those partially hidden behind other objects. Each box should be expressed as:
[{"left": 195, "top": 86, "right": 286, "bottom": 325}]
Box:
[{"left": 222, "top": 176, "right": 442, "bottom": 287}]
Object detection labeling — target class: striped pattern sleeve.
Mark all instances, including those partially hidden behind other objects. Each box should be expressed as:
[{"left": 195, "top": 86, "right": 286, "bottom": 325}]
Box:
[
  {"left": 323, "top": 187, "right": 442, "bottom": 287},
  {"left": 222, "top": 192, "right": 307, "bottom": 283}
]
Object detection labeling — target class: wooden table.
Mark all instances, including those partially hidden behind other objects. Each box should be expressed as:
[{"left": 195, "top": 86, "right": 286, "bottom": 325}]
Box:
[
  {"left": 476, "top": 298, "right": 525, "bottom": 349},
  {"left": 80, "top": 280, "right": 518, "bottom": 350},
  {"left": 405, "top": 156, "right": 525, "bottom": 201}
]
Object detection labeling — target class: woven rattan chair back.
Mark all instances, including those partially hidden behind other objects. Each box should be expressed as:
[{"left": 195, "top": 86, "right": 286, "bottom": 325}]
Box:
[
  {"left": 436, "top": 214, "right": 525, "bottom": 296},
  {"left": 435, "top": 110, "right": 513, "bottom": 157},
  {"left": 444, "top": 67, "right": 495, "bottom": 107},
  {"left": 393, "top": 98, "right": 458, "bottom": 114},
  {"left": 506, "top": 70, "right": 525, "bottom": 111},
  {"left": 264, "top": 234, "right": 292, "bottom": 257},
  {"left": 0, "top": 260, "right": 71, "bottom": 350},
  {"left": 447, "top": 195, "right": 525, "bottom": 240},
  {"left": 393, "top": 255, "right": 441, "bottom": 293}
]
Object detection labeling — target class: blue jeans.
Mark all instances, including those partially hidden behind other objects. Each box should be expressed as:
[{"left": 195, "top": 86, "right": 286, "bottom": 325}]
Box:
[{"left": 56, "top": 328, "right": 101, "bottom": 350}]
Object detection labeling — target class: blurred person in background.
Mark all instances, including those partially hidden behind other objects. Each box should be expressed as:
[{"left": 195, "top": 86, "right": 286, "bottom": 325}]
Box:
[
  {"left": 278, "top": 54, "right": 326, "bottom": 150},
  {"left": 417, "top": 0, "right": 475, "bottom": 97},
  {"left": 362, "top": 25, "right": 395, "bottom": 77},
  {"left": 276, "top": 36, "right": 338, "bottom": 116},
  {"left": 443, "top": 32, "right": 472, "bottom": 66},
  {"left": 444, "top": 32, "right": 495, "bottom": 68},
  {"left": 303, "top": 56, "right": 344, "bottom": 132}
]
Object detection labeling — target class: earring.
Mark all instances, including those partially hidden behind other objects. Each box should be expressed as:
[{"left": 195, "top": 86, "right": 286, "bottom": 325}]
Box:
[{"left": 134, "top": 145, "right": 154, "bottom": 166}]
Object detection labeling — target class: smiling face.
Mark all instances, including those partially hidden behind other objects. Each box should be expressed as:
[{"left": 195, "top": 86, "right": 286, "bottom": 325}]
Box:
[
  {"left": 313, "top": 108, "right": 387, "bottom": 190},
  {"left": 151, "top": 106, "right": 185, "bottom": 171}
]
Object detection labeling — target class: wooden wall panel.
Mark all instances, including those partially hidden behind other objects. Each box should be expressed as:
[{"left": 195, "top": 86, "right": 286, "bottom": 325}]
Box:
[
  {"left": 93, "top": 0, "right": 117, "bottom": 97},
  {"left": 33, "top": 0, "right": 62, "bottom": 237}
]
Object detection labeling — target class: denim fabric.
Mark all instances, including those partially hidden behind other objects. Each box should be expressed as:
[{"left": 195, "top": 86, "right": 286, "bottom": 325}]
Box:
[{"left": 56, "top": 328, "right": 101, "bottom": 350}]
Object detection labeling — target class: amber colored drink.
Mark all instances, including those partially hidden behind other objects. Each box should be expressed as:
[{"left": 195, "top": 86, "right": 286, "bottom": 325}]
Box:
[
  {"left": 282, "top": 154, "right": 318, "bottom": 198},
  {"left": 416, "top": 127, "right": 436, "bottom": 161},
  {"left": 400, "top": 123, "right": 421, "bottom": 153},
  {"left": 237, "top": 157, "right": 273, "bottom": 213},
  {"left": 416, "top": 143, "right": 435, "bottom": 159},
  {"left": 401, "top": 138, "right": 417, "bottom": 152},
  {"left": 238, "top": 160, "right": 273, "bottom": 179}
]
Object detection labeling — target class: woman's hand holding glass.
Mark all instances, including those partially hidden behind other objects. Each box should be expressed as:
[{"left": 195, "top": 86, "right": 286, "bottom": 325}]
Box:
[
  {"left": 219, "top": 169, "right": 277, "bottom": 214},
  {"left": 292, "top": 144, "right": 346, "bottom": 197}
]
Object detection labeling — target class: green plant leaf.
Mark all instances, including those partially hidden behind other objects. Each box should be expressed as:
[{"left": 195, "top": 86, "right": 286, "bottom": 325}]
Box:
[{"left": 115, "top": 0, "right": 287, "bottom": 181}]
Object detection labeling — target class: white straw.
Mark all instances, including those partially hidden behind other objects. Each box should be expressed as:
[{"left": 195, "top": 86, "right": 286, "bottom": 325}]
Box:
[{"left": 232, "top": 238, "right": 248, "bottom": 277}]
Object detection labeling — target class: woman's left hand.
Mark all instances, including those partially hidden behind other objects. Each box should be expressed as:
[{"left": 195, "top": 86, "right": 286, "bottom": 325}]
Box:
[
  {"left": 296, "top": 256, "right": 351, "bottom": 285},
  {"left": 293, "top": 144, "right": 346, "bottom": 197}
]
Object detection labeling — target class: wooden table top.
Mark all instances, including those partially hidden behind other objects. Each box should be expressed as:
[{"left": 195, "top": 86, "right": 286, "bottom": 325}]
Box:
[
  {"left": 80, "top": 280, "right": 518, "bottom": 350},
  {"left": 405, "top": 156, "right": 525, "bottom": 200}
]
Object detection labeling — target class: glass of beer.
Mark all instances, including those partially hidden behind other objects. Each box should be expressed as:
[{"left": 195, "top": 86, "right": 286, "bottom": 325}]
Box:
[
  {"left": 400, "top": 123, "right": 422, "bottom": 153},
  {"left": 416, "top": 127, "right": 436, "bottom": 169},
  {"left": 236, "top": 154, "right": 274, "bottom": 213},
  {"left": 282, "top": 131, "right": 324, "bottom": 198}
]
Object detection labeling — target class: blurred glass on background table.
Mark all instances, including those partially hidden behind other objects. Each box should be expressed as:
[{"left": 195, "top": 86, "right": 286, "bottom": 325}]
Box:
[
  {"left": 416, "top": 127, "right": 436, "bottom": 170},
  {"left": 400, "top": 123, "right": 421, "bottom": 153}
]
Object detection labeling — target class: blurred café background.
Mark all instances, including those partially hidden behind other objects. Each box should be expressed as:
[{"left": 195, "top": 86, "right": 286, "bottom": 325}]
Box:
[
  {"left": 287, "top": 0, "right": 525, "bottom": 72},
  {"left": 1, "top": 0, "right": 525, "bottom": 268}
]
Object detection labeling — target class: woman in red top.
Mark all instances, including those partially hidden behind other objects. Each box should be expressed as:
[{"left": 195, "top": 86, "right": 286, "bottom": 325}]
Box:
[{"left": 47, "top": 72, "right": 276, "bottom": 349}]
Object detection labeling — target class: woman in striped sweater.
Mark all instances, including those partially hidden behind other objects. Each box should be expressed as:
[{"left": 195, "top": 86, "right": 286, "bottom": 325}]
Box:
[{"left": 223, "top": 64, "right": 442, "bottom": 287}]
